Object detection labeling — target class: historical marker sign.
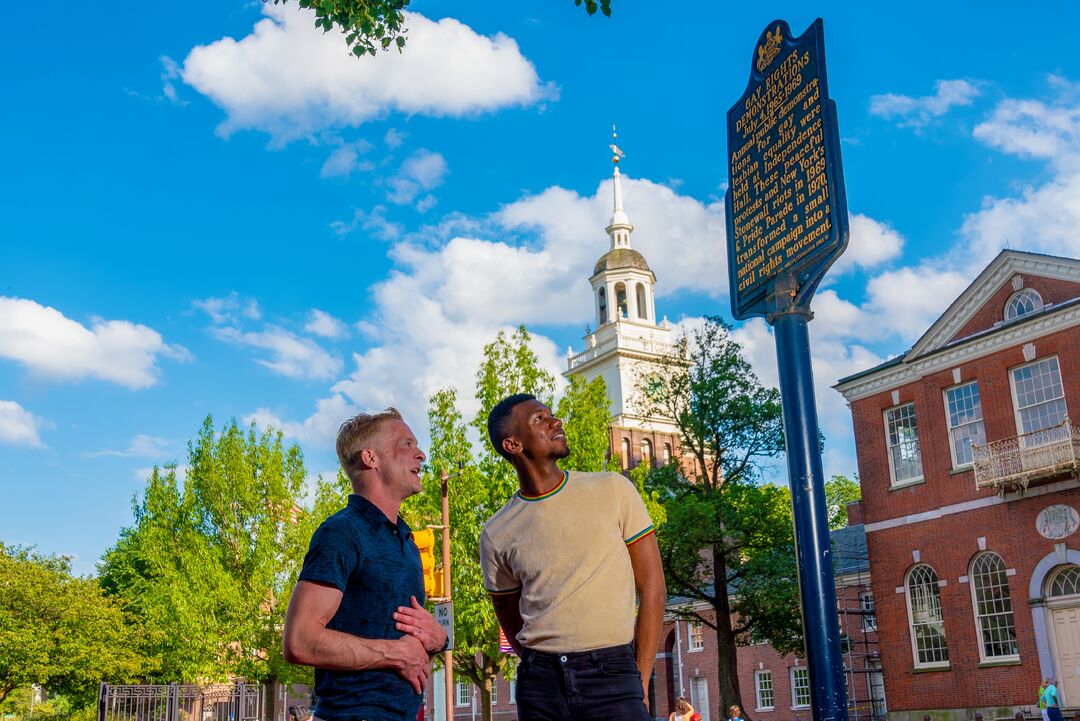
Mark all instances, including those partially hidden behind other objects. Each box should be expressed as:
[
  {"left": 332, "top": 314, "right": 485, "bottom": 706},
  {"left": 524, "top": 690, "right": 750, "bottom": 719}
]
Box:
[{"left": 726, "top": 19, "right": 849, "bottom": 320}]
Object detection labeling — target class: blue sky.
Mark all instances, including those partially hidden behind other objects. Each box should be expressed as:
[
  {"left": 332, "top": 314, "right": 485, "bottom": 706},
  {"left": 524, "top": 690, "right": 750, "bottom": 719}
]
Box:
[{"left": 4, "top": 1, "right": 1080, "bottom": 574}]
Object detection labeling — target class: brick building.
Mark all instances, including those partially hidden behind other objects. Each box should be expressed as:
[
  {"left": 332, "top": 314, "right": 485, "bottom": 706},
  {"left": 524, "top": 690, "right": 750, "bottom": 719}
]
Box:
[{"left": 835, "top": 250, "right": 1080, "bottom": 721}]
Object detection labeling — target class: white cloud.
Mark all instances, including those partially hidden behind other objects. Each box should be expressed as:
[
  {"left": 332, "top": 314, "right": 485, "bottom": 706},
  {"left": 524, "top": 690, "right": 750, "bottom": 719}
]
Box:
[
  {"left": 214, "top": 325, "right": 343, "bottom": 381},
  {"left": 182, "top": 6, "right": 557, "bottom": 143},
  {"left": 305, "top": 309, "right": 349, "bottom": 339},
  {"left": 320, "top": 143, "right": 375, "bottom": 179},
  {"left": 0, "top": 401, "right": 47, "bottom": 448},
  {"left": 960, "top": 78, "right": 1080, "bottom": 270},
  {"left": 160, "top": 55, "right": 187, "bottom": 106},
  {"left": 0, "top": 297, "right": 190, "bottom": 389},
  {"left": 258, "top": 174, "right": 728, "bottom": 448},
  {"left": 193, "top": 292, "right": 262, "bottom": 324},
  {"left": 330, "top": 205, "right": 404, "bottom": 240},
  {"left": 973, "top": 97, "right": 1080, "bottom": 164},
  {"left": 384, "top": 128, "right": 405, "bottom": 148},
  {"left": 85, "top": 434, "right": 177, "bottom": 459},
  {"left": 870, "top": 79, "right": 981, "bottom": 129},
  {"left": 828, "top": 213, "right": 905, "bottom": 275},
  {"left": 387, "top": 149, "right": 448, "bottom": 208}
]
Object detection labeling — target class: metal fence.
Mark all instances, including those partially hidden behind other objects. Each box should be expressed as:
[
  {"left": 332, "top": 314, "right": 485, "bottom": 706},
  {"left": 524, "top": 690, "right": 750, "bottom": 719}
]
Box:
[{"left": 98, "top": 683, "right": 265, "bottom": 721}]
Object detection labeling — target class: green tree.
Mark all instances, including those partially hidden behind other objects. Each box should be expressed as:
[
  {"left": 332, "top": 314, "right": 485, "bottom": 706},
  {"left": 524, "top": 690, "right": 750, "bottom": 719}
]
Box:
[
  {"left": 275, "top": 0, "right": 612, "bottom": 58},
  {"left": 404, "top": 326, "right": 612, "bottom": 721},
  {"left": 99, "top": 417, "right": 311, "bottom": 683},
  {"left": 824, "top": 474, "right": 861, "bottom": 530},
  {"left": 637, "top": 316, "right": 792, "bottom": 716},
  {"left": 0, "top": 546, "right": 143, "bottom": 708}
]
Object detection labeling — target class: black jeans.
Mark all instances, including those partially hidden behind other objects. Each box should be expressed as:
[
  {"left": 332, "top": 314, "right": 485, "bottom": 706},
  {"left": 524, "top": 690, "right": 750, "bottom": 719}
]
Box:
[{"left": 516, "top": 643, "right": 650, "bottom": 721}]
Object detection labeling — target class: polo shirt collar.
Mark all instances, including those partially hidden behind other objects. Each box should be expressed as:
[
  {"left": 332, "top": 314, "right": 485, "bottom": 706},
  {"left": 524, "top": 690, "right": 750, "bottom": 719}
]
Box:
[{"left": 347, "top": 493, "right": 413, "bottom": 536}]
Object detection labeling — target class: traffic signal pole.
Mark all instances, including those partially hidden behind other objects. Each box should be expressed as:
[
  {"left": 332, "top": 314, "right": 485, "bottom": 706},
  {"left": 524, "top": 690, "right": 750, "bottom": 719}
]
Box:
[{"left": 441, "top": 467, "right": 453, "bottom": 721}]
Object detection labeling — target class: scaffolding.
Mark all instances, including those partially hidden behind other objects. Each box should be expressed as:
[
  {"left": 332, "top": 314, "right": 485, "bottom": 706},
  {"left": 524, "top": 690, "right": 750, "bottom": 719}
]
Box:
[{"left": 832, "top": 525, "right": 886, "bottom": 721}]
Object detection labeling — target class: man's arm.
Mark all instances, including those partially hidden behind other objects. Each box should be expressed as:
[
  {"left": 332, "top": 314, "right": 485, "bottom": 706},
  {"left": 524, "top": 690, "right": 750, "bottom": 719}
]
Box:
[
  {"left": 628, "top": 533, "right": 666, "bottom": 704},
  {"left": 282, "top": 580, "right": 430, "bottom": 693},
  {"left": 489, "top": 590, "right": 526, "bottom": 658}
]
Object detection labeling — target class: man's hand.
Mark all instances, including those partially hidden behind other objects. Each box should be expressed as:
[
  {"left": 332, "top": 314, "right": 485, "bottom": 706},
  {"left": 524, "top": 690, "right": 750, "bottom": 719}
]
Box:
[
  {"left": 394, "top": 596, "right": 448, "bottom": 654},
  {"left": 387, "top": 633, "right": 430, "bottom": 694}
]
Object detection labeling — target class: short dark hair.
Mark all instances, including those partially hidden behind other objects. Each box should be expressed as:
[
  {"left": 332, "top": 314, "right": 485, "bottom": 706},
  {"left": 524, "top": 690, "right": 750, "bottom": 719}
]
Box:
[{"left": 487, "top": 394, "right": 537, "bottom": 460}]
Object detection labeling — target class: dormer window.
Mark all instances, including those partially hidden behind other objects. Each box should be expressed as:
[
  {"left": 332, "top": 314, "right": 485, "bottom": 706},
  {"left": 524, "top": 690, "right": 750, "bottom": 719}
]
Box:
[{"left": 1004, "top": 289, "right": 1043, "bottom": 321}]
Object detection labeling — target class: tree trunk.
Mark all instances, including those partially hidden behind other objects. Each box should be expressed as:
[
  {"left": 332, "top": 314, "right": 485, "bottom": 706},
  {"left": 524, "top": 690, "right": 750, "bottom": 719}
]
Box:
[{"left": 712, "top": 545, "right": 748, "bottom": 721}]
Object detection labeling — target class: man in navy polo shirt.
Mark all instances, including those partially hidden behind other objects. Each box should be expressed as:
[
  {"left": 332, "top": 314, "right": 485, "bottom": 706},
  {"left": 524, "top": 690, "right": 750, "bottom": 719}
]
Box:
[{"left": 283, "top": 408, "right": 448, "bottom": 721}]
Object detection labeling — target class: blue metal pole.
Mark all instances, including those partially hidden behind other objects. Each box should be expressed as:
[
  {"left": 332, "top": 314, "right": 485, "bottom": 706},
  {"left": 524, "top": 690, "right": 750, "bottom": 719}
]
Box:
[{"left": 772, "top": 310, "right": 848, "bottom": 721}]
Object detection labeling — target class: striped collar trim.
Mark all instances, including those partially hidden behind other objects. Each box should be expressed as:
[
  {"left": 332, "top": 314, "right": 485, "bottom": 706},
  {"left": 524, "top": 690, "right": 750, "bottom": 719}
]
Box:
[{"left": 517, "top": 470, "right": 569, "bottom": 502}]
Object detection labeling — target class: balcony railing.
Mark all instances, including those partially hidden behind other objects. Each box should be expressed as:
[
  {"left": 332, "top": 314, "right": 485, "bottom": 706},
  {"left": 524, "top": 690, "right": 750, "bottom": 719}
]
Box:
[{"left": 972, "top": 419, "right": 1080, "bottom": 493}]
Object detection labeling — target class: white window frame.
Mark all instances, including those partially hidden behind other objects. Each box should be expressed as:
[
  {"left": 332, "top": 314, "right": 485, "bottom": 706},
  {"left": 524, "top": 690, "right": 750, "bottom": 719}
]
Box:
[
  {"left": 754, "top": 669, "right": 774, "bottom": 711},
  {"left": 490, "top": 679, "right": 497, "bottom": 706},
  {"left": 861, "top": 591, "right": 877, "bottom": 632},
  {"left": 969, "top": 551, "right": 1019, "bottom": 662},
  {"left": 943, "top": 381, "right": 986, "bottom": 469},
  {"left": 906, "top": 564, "right": 949, "bottom": 669},
  {"left": 884, "top": 402, "right": 924, "bottom": 487},
  {"left": 455, "top": 679, "right": 471, "bottom": 707},
  {"left": 687, "top": 619, "right": 704, "bottom": 652},
  {"left": 790, "top": 666, "right": 811, "bottom": 709},
  {"left": 1004, "top": 288, "right": 1043, "bottom": 321},
  {"left": 509, "top": 679, "right": 516, "bottom": 705},
  {"left": 1009, "top": 356, "right": 1068, "bottom": 436}
]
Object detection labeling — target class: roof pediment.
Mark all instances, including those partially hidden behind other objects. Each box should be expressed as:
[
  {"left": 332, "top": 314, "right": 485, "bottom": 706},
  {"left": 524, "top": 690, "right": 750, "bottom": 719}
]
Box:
[{"left": 907, "top": 251, "right": 1080, "bottom": 361}]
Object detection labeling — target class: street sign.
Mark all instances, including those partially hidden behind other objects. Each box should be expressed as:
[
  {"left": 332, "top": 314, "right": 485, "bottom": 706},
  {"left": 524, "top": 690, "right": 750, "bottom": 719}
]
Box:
[
  {"left": 434, "top": 602, "right": 454, "bottom": 651},
  {"left": 723, "top": 19, "right": 850, "bottom": 721},
  {"left": 725, "top": 18, "right": 848, "bottom": 320}
]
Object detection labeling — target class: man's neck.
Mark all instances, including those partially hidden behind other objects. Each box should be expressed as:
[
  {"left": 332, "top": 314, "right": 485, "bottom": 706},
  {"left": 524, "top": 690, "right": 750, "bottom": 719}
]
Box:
[
  {"left": 353, "top": 482, "right": 402, "bottom": 522},
  {"left": 515, "top": 459, "right": 565, "bottom": 497}
]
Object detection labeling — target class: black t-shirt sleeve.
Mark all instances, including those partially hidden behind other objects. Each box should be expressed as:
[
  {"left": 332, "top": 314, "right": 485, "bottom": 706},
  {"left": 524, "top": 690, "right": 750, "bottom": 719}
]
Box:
[{"left": 297, "top": 521, "right": 362, "bottom": 592}]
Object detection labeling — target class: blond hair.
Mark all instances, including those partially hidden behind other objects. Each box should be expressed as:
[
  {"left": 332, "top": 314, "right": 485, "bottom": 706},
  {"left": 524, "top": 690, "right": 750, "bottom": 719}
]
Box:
[{"left": 336, "top": 408, "right": 403, "bottom": 482}]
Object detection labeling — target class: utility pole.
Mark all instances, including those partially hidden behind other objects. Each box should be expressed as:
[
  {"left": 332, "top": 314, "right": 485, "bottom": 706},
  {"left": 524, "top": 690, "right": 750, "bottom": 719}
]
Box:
[{"left": 441, "top": 466, "right": 453, "bottom": 721}]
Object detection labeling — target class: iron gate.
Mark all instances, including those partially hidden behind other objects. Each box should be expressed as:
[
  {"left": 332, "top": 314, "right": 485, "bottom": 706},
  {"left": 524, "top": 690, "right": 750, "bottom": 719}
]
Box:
[{"left": 98, "top": 683, "right": 266, "bottom": 721}]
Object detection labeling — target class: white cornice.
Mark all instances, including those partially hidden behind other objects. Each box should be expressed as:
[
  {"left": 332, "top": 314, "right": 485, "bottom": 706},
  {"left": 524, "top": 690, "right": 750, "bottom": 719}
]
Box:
[
  {"left": 909, "top": 252, "right": 1080, "bottom": 360},
  {"left": 835, "top": 303, "right": 1080, "bottom": 402}
]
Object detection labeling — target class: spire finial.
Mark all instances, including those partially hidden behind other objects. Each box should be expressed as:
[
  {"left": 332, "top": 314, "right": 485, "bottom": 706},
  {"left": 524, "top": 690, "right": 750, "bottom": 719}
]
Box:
[{"left": 609, "top": 124, "right": 625, "bottom": 165}]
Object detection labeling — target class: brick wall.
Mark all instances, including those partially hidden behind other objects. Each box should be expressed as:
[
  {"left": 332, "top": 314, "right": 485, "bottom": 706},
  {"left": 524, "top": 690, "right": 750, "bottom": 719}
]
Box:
[{"left": 852, "top": 324, "right": 1080, "bottom": 526}]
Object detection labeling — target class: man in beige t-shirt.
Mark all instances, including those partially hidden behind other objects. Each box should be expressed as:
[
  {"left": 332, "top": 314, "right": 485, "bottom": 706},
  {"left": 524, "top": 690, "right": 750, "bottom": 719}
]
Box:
[{"left": 480, "top": 394, "right": 666, "bottom": 721}]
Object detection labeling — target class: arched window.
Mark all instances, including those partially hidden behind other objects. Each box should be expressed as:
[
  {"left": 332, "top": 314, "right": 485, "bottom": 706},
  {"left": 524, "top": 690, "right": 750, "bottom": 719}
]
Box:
[
  {"left": 663, "top": 443, "right": 672, "bottom": 465},
  {"left": 1048, "top": 565, "right": 1080, "bottom": 598},
  {"left": 1005, "top": 288, "right": 1043, "bottom": 321},
  {"left": 906, "top": 564, "right": 949, "bottom": 667},
  {"left": 641, "top": 439, "right": 652, "bottom": 467},
  {"left": 621, "top": 437, "right": 631, "bottom": 469},
  {"left": 970, "top": 552, "right": 1018, "bottom": 660},
  {"left": 636, "top": 283, "right": 648, "bottom": 320},
  {"left": 598, "top": 287, "right": 608, "bottom": 324},
  {"left": 615, "top": 283, "right": 628, "bottom": 318}
]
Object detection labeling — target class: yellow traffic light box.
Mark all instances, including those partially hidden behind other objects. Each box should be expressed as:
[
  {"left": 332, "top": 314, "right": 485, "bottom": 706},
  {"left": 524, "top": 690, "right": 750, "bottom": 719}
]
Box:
[{"left": 411, "top": 528, "right": 437, "bottom": 598}]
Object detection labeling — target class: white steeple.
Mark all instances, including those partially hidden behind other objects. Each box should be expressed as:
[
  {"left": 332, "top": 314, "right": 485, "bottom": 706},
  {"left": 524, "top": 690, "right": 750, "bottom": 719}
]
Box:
[{"left": 606, "top": 127, "right": 632, "bottom": 248}]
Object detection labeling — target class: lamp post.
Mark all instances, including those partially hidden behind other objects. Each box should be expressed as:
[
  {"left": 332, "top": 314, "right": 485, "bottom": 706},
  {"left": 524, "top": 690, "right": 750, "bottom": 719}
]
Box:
[{"left": 440, "top": 465, "right": 453, "bottom": 721}]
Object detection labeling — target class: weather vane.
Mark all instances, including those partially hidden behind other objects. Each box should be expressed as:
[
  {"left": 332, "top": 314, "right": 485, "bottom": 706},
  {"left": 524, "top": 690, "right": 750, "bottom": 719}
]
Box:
[{"left": 610, "top": 124, "right": 625, "bottom": 165}]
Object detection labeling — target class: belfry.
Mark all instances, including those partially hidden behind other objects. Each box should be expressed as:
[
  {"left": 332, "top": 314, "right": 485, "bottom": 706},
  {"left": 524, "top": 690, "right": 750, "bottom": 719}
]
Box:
[{"left": 563, "top": 129, "right": 684, "bottom": 470}]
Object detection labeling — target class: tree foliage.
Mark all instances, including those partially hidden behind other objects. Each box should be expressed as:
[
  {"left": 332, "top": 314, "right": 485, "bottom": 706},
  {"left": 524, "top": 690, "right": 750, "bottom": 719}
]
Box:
[
  {"left": 824, "top": 474, "right": 861, "bottom": 531},
  {"left": 0, "top": 546, "right": 143, "bottom": 708},
  {"left": 637, "top": 316, "right": 790, "bottom": 715},
  {"left": 276, "top": 0, "right": 612, "bottom": 58},
  {"left": 99, "top": 417, "right": 311, "bottom": 684},
  {"left": 403, "top": 326, "right": 612, "bottom": 721}
]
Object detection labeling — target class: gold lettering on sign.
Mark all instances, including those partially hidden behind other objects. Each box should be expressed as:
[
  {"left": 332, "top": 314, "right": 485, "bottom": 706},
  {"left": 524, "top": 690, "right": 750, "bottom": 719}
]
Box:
[{"left": 730, "top": 45, "right": 835, "bottom": 298}]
